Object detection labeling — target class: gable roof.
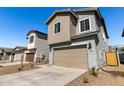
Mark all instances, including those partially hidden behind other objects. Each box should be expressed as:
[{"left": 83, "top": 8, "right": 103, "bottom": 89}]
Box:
[
  {"left": 45, "top": 9, "right": 78, "bottom": 25},
  {"left": 0, "top": 47, "right": 14, "bottom": 53},
  {"left": 45, "top": 7, "right": 109, "bottom": 39},
  {"left": 14, "top": 46, "right": 27, "bottom": 51},
  {"left": 27, "top": 30, "right": 48, "bottom": 40},
  {"left": 75, "top": 8, "right": 109, "bottom": 39},
  {"left": 0, "top": 47, "right": 27, "bottom": 54}
]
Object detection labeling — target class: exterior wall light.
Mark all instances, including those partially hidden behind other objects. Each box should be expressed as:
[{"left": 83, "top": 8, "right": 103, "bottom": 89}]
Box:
[{"left": 88, "top": 43, "right": 92, "bottom": 49}]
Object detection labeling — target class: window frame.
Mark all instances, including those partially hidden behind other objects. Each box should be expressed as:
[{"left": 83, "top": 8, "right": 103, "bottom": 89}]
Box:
[
  {"left": 53, "top": 21, "right": 61, "bottom": 34},
  {"left": 79, "top": 17, "right": 92, "bottom": 33}
]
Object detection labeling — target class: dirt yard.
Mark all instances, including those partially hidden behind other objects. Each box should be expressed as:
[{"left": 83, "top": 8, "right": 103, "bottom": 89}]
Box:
[
  {"left": 0, "top": 62, "right": 42, "bottom": 76},
  {"left": 67, "top": 64, "right": 124, "bottom": 86}
]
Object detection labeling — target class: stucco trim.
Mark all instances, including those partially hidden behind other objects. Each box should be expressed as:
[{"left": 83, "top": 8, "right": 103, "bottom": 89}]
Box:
[
  {"left": 71, "top": 30, "right": 99, "bottom": 39},
  {"left": 52, "top": 41, "right": 88, "bottom": 49},
  {"left": 53, "top": 20, "right": 61, "bottom": 35},
  {"left": 79, "top": 16, "right": 92, "bottom": 34}
]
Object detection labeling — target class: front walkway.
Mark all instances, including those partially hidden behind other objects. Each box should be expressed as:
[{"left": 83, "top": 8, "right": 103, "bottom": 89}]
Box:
[{"left": 0, "top": 65, "right": 87, "bottom": 86}]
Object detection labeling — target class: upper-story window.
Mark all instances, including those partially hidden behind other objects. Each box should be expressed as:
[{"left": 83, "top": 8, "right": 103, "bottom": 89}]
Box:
[
  {"left": 79, "top": 17, "right": 91, "bottom": 32},
  {"left": 54, "top": 22, "right": 60, "bottom": 34},
  {"left": 29, "top": 35, "right": 34, "bottom": 43}
]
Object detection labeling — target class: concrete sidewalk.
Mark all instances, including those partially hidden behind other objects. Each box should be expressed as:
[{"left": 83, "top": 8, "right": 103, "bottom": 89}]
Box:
[{"left": 0, "top": 65, "right": 87, "bottom": 86}]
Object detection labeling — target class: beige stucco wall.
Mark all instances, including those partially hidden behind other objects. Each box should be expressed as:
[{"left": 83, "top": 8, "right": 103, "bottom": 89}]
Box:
[
  {"left": 70, "top": 14, "right": 77, "bottom": 37},
  {"left": 48, "top": 13, "right": 71, "bottom": 44}
]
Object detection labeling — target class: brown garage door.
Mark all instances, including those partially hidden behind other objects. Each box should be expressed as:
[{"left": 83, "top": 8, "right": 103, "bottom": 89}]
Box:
[
  {"left": 53, "top": 45, "right": 88, "bottom": 69},
  {"left": 26, "top": 53, "right": 35, "bottom": 62}
]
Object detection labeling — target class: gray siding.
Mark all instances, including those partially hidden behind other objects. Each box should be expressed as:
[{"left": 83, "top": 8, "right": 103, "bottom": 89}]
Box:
[
  {"left": 75, "top": 12, "right": 99, "bottom": 36},
  {"left": 95, "top": 18, "right": 108, "bottom": 67},
  {"left": 74, "top": 12, "right": 108, "bottom": 68}
]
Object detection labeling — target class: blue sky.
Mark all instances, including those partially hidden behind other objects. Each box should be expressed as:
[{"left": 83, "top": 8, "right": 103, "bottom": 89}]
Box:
[{"left": 0, "top": 7, "right": 124, "bottom": 48}]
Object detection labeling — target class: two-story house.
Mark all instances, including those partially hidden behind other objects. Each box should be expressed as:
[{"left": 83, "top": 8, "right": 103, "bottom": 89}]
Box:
[
  {"left": 45, "top": 8, "right": 109, "bottom": 70},
  {"left": 24, "top": 30, "right": 49, "bottom": 62}
]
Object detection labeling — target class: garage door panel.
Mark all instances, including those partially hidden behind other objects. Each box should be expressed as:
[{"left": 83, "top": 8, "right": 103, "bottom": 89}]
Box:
[
  {"left": 53, "top": 46, "right": 88, "bottom": 69},
  {"left": 26, "top": 53, "right": 34, "bottom": 62}
]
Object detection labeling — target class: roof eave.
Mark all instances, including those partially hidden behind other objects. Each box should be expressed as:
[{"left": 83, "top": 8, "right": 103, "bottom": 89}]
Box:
[
  {"left": 45, "top": 10, "right": 78, "bottom": 25},
  {"left": 100, "top": 17, "right": 109, "bottom": 39},
  {"left": 27, "top": 30, "right": 47, "bottom": 36}
]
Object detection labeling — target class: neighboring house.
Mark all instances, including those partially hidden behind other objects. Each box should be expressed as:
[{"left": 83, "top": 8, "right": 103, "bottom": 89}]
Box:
[
  {"left": 0, "top": 47, "right": 14, "bottom": 62},
  {"left": 112, "top": 45, "right": 124, "bottom": 63},
  {"left": 0, "top": 46, "right": 27, "bottom": 62},
  {"left": 45, "top": 8, "right": 109, "bottom": 69},
  {"left": 10, "top": 46, "right": 27, "bottom": 62},
  {"left": 0, "top": 49, "right": 4, "bottom": 61},
  {"left": 24, "top": 30, "right": 49, "bottom": 62}
]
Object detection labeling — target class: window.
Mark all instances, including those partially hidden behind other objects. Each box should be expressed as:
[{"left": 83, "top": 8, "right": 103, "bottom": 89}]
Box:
[
  {"left": 29, "top": 35, "right": 34, "bottom": 43},
  {"left": 80, "top": 18, "right": 91, "bottom": 32},
  {"left": 54, "top": 22, "right": 60, "bottom": 33}
]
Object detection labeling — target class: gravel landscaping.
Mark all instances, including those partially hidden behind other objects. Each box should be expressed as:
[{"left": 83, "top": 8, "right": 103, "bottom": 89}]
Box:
[{"left": 67, "top": 64, "right": 124, "bottom": 86}]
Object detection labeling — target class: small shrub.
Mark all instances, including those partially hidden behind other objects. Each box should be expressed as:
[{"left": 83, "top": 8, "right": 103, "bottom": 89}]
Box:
[
  {"left": 0, "top": 65, "right": 3, "bottom": 68},
  {"left": 30, "top": 63, "right": 34, "bottom": 68},
  {"left": 45, "top": 59, "right": 49, "bottom": 64},
  {"left": 83, "top": 76, "right": 89, "bottom": 83},
  {"left": 18, "top": 68, "right": 22, "bottom": 71},
  {"left": 92, "top": 67, "right": 98, "bottom": 77},
  {"left": 42, "top": 54, "right": 46, "bottom": 60}
]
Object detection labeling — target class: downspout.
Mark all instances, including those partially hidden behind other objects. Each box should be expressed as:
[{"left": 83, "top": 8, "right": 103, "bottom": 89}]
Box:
[{"left": 2, "top": 49, "right": 5, "bottom": 62}]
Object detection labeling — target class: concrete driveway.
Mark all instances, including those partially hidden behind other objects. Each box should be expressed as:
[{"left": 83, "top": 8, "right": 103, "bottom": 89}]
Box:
[{"left": 0, "top": 65, "right": 87, "bottom": 86}]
